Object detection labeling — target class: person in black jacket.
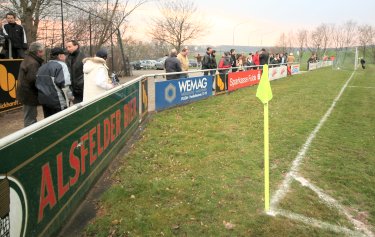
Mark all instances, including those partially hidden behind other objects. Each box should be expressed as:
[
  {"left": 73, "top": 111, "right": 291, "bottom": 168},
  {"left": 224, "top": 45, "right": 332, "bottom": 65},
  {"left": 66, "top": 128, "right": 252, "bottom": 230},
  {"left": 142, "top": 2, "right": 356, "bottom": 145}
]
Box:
[
  {"left": 360, "top": 58, "right": 366, "bottom": 69},
  {"left": 164, "top": 48, "right": 182, "bottom": 80},
  {"left": 230, "top": 49, "right": 237, "bottom": 72},
  {"left": 259, "top": 48, "right": 269, "bottom": 66},
  {"left": 36, "top": 47, "right": 72, "bottom": 118},
  {"left": 66, "top": 40, "right": 85, "bottom": 103},
  {"left": 2, "top": 12, "right": 28, "bottom": 59},
  {"left": 202, "top": 47, "right": 216, "bottom": 76},
  {"left": 0, "top": 21, "right": 6, "bottom": 58},
  {"left": 17, "top": 42, "right": 44, "bottom": 127}
]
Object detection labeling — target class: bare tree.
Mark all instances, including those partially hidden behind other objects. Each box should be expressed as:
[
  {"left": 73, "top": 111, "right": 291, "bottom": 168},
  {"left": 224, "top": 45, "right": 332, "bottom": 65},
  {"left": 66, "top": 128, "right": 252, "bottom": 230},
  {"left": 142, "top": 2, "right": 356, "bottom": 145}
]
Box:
[
  {"left": 343, "top": 20, "right": 357, "bottom": 50},
  {"left": 357, "top": 24, "right": 373, "bottom": 58},
  {"left": 306, "top": 24, "right": 330, "bottom": 58},
  {"left": 62, "top": 0, "right": 148, "bottom": 49},
  {"left": 318, "top": 23, "right": 334, "bottom": 56},
  {"left": 274, "top": 32, "right": 287, "bottom": 53},
  {"left": 4, "top": 0, "right": 147, "bottom": 49},
  {"left": 149, "top": 0, "right": 206, "bottom": 52},
  {"left": 296, "top": 29, "right": 307, "bottom": 61},
  {"left": 331, "top": 24, "right": 345, "bottom": 56}
]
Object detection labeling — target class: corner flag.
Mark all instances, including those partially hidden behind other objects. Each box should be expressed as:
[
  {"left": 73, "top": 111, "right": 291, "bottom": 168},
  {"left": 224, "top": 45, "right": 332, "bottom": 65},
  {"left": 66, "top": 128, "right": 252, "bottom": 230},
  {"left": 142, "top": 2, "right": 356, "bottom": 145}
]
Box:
[
  {"left": 256, "top": 65, "right": 273, "bottom": 104},
  {"left": 256, "top": 64, "right": 273, "bottom": 212}
]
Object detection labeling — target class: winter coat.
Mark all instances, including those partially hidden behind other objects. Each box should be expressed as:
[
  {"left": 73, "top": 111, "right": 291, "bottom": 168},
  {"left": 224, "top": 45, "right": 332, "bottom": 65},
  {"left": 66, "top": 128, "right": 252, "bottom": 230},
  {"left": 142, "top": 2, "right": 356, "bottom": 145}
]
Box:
[
  {"left": 253, "top": 54, "right": 260, "bottom": 66},
  {"left": 16, "top": 52, "right": 44, "bottom": 105},
  {"left": 177, "top": 53, "right": 189, "bottom": 71},
  {"left": 259, "top": 51, "right": 269, "bottom": 65},
  {"left": 164, "top": 55, "right": 182, "bottom": 80},
  {"left": 202, "top": 53, "right": 216, "bottom": 70},
  {"left": 287, "top": 55, "right": 295, "bottom": 65},
  {"left": 2, "top": 22, "right": 27, "bottom": 49},
  {"left": 82, "top": 57, "right": 114, "bottom": 102},
  {"left": 66, "top": 49, "right": 85, "bottom": 100},
  {"left": 36, "top": 60, "right": 71, "bottom": 110},
  {"left": 0, "top": 28, "right": 6, "bottom": 57},
  {"left": 218, "top": 56, "right": 231, "bottom": 74}
]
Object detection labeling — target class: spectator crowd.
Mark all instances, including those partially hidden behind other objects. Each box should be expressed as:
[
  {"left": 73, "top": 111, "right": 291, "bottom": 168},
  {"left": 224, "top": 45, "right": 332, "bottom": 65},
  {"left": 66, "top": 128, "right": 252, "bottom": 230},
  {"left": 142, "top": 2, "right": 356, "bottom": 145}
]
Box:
[
  {"left": 0, "top": 12, "right": 118, "bottom": 127},
  {"left": 1, "top": 11, "right": 331, "bottom": 128}
]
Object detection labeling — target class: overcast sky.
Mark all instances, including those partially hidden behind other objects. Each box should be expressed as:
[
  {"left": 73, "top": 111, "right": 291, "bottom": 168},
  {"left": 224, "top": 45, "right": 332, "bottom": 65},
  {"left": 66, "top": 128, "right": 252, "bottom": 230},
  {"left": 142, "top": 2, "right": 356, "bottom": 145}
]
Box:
[{"left": 128, "top": 0, "right": 375, "bottom": 46}]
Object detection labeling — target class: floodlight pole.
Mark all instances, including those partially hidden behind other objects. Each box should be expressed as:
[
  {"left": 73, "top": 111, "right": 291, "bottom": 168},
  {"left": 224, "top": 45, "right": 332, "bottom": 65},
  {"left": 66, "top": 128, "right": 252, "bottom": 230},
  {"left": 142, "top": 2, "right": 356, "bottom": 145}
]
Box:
[
  {"left": 60, "top": 0, "right": 65, "bottom": 48},
  {"left": 232, "top": 21, "right": 248, "bottom": 46}
]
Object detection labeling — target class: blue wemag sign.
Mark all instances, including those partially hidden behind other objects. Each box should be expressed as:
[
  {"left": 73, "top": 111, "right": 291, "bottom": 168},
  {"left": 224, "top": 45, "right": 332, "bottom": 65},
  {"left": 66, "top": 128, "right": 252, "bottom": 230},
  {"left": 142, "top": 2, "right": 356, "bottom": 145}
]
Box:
[{"left": 155, "top": 76, "right": 213, "bottom": 110}]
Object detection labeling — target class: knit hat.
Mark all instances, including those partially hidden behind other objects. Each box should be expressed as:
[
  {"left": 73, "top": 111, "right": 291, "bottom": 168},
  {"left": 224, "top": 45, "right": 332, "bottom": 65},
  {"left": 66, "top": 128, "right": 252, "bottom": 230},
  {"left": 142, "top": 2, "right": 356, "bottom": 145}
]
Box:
[
  {"left": 96, "top": 49, "right": 108, "bottom": 59},
  {"left": 50, "top": 47, "right": 65, "bottom": 56}
]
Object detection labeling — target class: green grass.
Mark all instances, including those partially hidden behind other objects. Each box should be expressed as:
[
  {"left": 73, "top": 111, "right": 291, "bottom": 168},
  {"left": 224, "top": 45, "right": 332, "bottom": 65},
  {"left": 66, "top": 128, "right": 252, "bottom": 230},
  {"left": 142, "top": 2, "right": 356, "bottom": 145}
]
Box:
[{"left": 83, "top": 66, "right": 374, "bottom": 236}]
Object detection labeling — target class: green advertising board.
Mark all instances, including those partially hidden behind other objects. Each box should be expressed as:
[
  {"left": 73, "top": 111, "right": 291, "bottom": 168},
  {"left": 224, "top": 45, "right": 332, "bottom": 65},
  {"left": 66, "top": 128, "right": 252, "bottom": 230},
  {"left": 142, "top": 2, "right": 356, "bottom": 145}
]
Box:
[{"left": 0, "top": 82, "right": 139, "bottom": 237}]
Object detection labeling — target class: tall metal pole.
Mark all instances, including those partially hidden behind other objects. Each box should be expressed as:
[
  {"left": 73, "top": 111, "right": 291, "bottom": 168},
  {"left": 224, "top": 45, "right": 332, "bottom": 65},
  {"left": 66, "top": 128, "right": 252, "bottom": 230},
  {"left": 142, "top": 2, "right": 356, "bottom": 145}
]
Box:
[
  {"left": 110, "top": 27, "right": 114, "bottom": 72},
  {"left": 89, "top": 14, "right": 92, "bottom": 56},
  {"left": 60, "top": 0, "right": 65, "bottom": 48},
  {"left": 117, "top": 28, "right": 130, "bottom": 76}
]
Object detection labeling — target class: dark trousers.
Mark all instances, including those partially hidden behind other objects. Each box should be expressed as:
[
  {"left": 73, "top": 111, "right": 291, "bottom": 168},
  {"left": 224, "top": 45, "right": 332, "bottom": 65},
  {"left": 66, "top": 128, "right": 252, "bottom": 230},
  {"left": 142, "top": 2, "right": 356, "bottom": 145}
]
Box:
[
  {"left": 8, "top": 47, "right": 25, "bottom": 59},
  {"left": 361, "top": 64, "right": 365, "bottom": 69},
  {"left": 73, "top": 96, "right": 83, "bottom": 104},
  {"left": 23, "top": 105, "right": 37, "bottom": 127},
  {"left": 42, "top": 106, "right": 63, "bottom": 118},
  {"left": 204, "top": 70, "right": 215, "bottom": 76}
]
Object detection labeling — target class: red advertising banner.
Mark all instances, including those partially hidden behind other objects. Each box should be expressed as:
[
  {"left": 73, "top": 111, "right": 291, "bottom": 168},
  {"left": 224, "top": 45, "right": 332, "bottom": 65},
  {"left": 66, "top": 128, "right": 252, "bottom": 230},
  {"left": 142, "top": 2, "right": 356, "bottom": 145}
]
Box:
[{"left": 227, "top": 69, "right": 261, "bottom": 91}]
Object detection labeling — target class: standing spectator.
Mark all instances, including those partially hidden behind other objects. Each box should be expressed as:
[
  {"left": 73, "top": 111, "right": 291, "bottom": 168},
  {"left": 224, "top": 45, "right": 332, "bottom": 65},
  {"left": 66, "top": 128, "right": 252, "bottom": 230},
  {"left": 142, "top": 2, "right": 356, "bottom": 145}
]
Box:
[
  {"left": 270, "top": 53, "right": 280, "bottom": 66},
  {"left": 259, "top": 48, "right": 269, "bottom": 66},
  {"left": 280, "top": 53, "right": 286, "bottom": 64},
  {"left": 36, "top": 47, "right": 72, "bottom": 118},
  {"left": 66, "top": 39, "right": 85, "bottom": 104},
  {"left": 230, "top": 49, "right": 237, "bottom": 72},
  {"left": 164, "top": 48, "right": 182, "bottom": 80},
  {"left": 307, "top": 55, "right": 314, "bottom": 70},
  {"left": 202, "top": 47, "right": 216, "bottom": 76},
  {"left": 0, "top": 21, "right": 6, "bottom": 59},
  {"left": 218, "top": 52, "right": 231, "bottom": 89},
  {"left": 253, "top": 51, "right": 260, "bottom": 67},
  {"left": 236, "top": 54, "right": 244, "bottom": 71},
  {"left": 16, "top": 42, "right": 44, "bottom": 127},
  {"left": 2, "top": 12, "right": 27, "bottom": 59},
  {"left": 360, "top": 58, "right": 366, "bottom": 69},
  {"left": 177, "top": 46, "right": 189, "bottom": 78},
  {"left": 287, "top": 52, "right": 295, "bottom": 75},
  {"left": 287, "top": 53, "right": 295, "bottom": 65},
  {"left": 82, "top": 49, "right": 115, "bottom": 102},
  {"left": 246, "top": 53, "right": 254, "bottom": 69},
  {"left": 210, "top": 50, "right": 217, "bottom": 75},
  {"left": 195, "top": 53, "right": 202, "bottom": 68}
]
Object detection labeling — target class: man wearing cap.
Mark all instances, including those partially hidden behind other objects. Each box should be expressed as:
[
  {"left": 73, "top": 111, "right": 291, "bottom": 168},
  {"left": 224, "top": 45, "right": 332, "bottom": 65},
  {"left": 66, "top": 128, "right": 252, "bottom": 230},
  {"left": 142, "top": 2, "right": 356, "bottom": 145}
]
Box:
[
  {"left": 82, "top": 48, "right": 115, "bottom": 102},
  {"left": 66, "top": 39, "right": 86, "bottom": 104},
  {"left": 35, "top": 47, "right": 73, "bottom": 118}
]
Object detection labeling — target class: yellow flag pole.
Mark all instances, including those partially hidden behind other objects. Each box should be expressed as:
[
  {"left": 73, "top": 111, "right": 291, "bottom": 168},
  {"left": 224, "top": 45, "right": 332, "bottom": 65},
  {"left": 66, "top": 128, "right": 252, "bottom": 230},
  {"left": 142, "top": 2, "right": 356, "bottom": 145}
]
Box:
[{"left": 264, "top": 102, "right": 270, "bottom": 212}]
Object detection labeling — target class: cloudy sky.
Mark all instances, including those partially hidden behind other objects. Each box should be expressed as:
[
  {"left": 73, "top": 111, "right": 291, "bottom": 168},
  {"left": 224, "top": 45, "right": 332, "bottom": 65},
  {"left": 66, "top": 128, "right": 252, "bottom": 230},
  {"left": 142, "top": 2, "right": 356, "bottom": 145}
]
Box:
[{"left": 128, "top": 0, "right": 375, "bottom": 46}]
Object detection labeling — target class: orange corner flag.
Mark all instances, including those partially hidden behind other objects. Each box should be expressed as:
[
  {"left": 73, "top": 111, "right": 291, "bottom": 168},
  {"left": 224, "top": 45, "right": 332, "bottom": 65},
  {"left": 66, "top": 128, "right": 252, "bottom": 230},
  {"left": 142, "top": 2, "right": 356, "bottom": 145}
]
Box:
[{"left": 256, "top": 65, "right": 273, "bottom": 104}]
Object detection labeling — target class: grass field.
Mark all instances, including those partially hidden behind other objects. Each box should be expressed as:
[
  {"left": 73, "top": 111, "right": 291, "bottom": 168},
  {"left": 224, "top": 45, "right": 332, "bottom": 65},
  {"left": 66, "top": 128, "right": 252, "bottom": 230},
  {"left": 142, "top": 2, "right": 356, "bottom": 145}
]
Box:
[{"left": 83, "top": 65, "right": 374, "bottom": 236}]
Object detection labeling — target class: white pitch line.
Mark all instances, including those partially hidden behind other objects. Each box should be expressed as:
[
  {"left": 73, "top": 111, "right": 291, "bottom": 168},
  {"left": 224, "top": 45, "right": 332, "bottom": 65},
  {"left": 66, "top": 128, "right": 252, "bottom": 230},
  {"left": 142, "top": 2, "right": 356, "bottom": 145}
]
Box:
[
  {"left": 293, "top": 175, "right": 375, "bottom": 237},
  {"left": 270, "top": 71, "right": 356, "bottom": 210},
  {"left": 348, "top": 85, "right": 375, "bottom": 88},
  {"left": 274, "top": 209, "right": 368, "bottom": 237}
]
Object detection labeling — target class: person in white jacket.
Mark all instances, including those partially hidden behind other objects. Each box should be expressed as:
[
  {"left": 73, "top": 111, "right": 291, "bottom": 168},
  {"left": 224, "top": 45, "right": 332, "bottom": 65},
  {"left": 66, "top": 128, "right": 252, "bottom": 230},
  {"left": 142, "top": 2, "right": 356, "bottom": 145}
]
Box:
[{"left": 82, "top": 49, "right": 114, "bottom": 102}]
